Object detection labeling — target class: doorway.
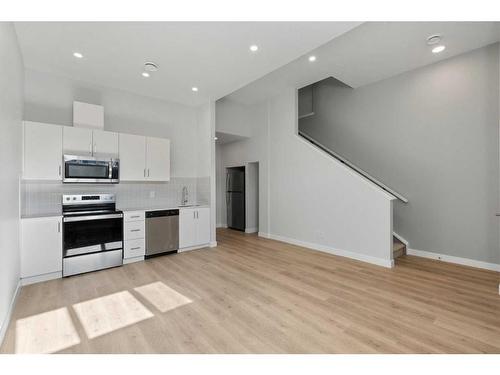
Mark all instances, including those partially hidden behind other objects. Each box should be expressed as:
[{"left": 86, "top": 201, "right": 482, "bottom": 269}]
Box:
[{"left": 226, "top": 166, "right": 246, "bottom": 231}]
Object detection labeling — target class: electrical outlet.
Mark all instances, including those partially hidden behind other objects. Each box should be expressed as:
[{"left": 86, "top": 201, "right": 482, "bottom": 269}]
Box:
[{"left": 149, "top": 191, "right": 155, "bottom": 198}]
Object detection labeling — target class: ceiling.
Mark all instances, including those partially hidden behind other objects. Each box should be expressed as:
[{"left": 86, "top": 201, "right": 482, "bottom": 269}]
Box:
[
  {"left": 227, "top": 22, "right": 500, "bottom": 104},
  {"left": 215, "top": 131, "right": 249, "bottom": 145},
  {"left": 14, "top": 22, "right": 360, "bottom": 107}
]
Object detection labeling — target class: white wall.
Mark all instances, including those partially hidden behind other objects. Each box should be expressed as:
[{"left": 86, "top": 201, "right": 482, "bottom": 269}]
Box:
[
  {"left": 215, "top": 97, "right": 253, "bottom": 138},
  {"left": 216, "top": 100, "right": 270, "bottom": 234},
  {"left": 216, "top": 90, "right": 394, "bottom": 266},
  {"left": 267, "top": 89, "right": 394, "bottom": 266},
  {"left": 196, "top": 101, "right": 217, "bottom": 245},
  {"left": 23, "top": 69, "right": 199, "bottom": 177},
  {"left": 245, "top": 162, "right": 259, "bottom": 232},
  {"left": 0, "top": 23, "right": 24, "bottom": 342}
]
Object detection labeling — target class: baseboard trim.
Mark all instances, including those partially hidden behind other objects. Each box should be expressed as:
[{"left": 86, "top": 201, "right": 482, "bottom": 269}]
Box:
[
  {"left": 209, "top": 241, "right": 217, "bottom": 248},
  {"left": 267, "top": 233, "right": 394, "bottom": 268},
  {"left": 179, "top": 243, "right": 212, "bottom": 252},
  {"left": 0, "top": 280, "right": 21, "bottom": 347},
  {"left": 123, "top": 256, "right": 144, "bottom": 265},
  {"left": 21, "top": 271, "right": 62, "bottom": 286},
  {"left": 258, "top": 232, "right": 270, "bottom": 239},
  {"left": 407, "top": 248, "right": 500, "bottom": 272},
  {"left": 245, "top": 227, "right": 258, "bottom": 234},
  {"left": 216, "top": 224, "right": 227, "bottom": 228}
]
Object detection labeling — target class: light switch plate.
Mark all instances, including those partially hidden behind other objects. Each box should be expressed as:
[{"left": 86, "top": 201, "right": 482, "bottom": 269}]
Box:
[{"left": 149, "top": 191, "right": 155, "bottom": 198}]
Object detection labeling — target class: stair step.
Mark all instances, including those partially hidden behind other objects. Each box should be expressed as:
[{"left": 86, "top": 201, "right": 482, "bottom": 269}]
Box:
[{"left": 393, "top": 237, "right": 406, "bottom": 259}]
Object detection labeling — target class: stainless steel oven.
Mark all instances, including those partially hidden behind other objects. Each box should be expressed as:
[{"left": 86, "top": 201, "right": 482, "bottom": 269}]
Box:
[
  {"left": 63, "top": 154, "right": 119, "bottom": 184},
  {"left": 62, "top": 194, "right": 123, "bottom": 276}
]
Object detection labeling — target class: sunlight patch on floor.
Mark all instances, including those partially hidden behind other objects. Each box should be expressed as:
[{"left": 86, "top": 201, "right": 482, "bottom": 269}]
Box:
[
  {"left": 134, "top": 281, "right": 193, "bottom": 313},
  {"left": 72, "top": 290, "right": 153, "bottom": 339},
  {"left": 15, "top": 307, "right": 80, "bottom": 354}
]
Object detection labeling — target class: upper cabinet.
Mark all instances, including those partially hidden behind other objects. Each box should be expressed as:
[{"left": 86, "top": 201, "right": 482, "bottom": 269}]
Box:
[
  {"left": 63, "top": 126, "right": 93, "bottom": 156},
  {"left": 146, "top": 137, "right": 170, "bottom": 181},
  {"left": 63, "top": 127, "right": 118, "bottom": 157},
  {"left": 23, "top": 122, "right": 169, "bottom": 182},
  {"left": 119, "top": 134, "right": 170, "bottom": 181},
  {"left": 23, "top": 121, "right": 63, "bottom": 180},
  {"left": 119, "top": 133, "right": 147, "bottom": 180},
  {"left": 92, "top": 130, "right": 119, "bottom": 156}
]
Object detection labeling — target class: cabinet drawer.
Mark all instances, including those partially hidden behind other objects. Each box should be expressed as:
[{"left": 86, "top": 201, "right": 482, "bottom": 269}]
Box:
[
  {"left": 124, "top": 211, "right": 145, "bottom": 222},
  {"left": 124, "top": 221, "right": 145, "bottom": 240},
  {"left": 124, "top": 238, "right": 145, "bottom": 259}
]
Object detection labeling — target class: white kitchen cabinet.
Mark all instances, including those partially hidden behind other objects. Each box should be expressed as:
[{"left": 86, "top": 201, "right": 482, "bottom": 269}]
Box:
[
  {"left": 146, "top": 137, "right": 170, "bottom": 181},
  {"left": 119, "top": 134, "right": 170, "bottom": 182},
  {"left": 63, "top": 126, "right": 93, "bottom": 156},
  {"left": 119, "top": 133, "right": 147, "bottom": 180},
  {"left": 92, "top": 129, "right": 119, "bottom": 156},
  {"left": 124, "top": 220, "right": 145, "bottom": 241},
  {"left": 23, "top": 122, "right": 169, "bottom": 181},
  {"left": 23, "top": 121, "right": 63, "bottom": 180},
  {"left": 123, "top": 210, "right": 146, "bottom": 263},
  {"left": 179, "top": 207, "right": 210, "bottom": 249},
  {"left": 196, "top": 207, "right": 211, "bottom": 245},
  {"left": 21, "top": 216, "right": 62, "bottom": 280},
  {"left": 64, "top": 127, "right": 118, "bottom": 157},
  {"left": 179, "top": 209, "right": 197, "bottom": 248}
]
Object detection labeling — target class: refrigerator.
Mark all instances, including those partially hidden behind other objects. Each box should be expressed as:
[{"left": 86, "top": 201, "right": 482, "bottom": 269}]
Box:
[{"left": 226, "top": 167, "right": 245, "bottom": 231}]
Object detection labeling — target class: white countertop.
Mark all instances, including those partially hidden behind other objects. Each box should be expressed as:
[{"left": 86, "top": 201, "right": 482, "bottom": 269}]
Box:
[
  {"left": 21, "top": 204, "right": 209, "bottom": 219},
  {"left": 120, "top": 204, "right": 209, "bottom": 212}
]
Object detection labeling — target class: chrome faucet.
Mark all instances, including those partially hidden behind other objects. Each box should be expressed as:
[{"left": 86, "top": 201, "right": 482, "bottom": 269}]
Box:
[{"left": 181, "top": 186, "right": 189, "bottom": 205}]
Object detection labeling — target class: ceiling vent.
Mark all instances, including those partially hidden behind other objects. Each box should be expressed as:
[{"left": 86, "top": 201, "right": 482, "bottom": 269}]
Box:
[
  {"left": 426, "top": 35, "right": 442, "bottom": 45},
  {"left": 144, "top": 62, "right": 159, "bottom": 72}
]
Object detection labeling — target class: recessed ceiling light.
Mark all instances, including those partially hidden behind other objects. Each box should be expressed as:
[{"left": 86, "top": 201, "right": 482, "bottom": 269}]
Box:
[
  {"left": 144, "top": 62, "right": 159, "bottom": 72},
  {"left": 214, "top": 136, "right": 218, "bottom": 141},
  {"left": 73, "top": 52, "right": 83, "bottom": 59},
  {"left": 308, "top": 55, "right": 317, "bottom": 62},
  {"left": 432, "top": 45, "right": 446, "bottom": 54},
  {"left": 249, "top": 45, "right": 259, "bottom": 52},
  {"left": 192, "top": 87, "right": 198, "bottom": 92},
  {"left": 142, "top": 72, "right": 150, "bottom": 78}
]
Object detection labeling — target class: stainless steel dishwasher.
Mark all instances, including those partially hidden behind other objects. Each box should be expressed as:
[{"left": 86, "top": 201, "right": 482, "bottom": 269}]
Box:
[{"left": 145, "top": 209, "right": 179, "bottom": 258}]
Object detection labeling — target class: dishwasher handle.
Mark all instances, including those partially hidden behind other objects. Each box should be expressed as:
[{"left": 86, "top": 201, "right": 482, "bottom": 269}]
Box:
[{"left": 146, "top": 209, "right": 179, "bottom": 218}]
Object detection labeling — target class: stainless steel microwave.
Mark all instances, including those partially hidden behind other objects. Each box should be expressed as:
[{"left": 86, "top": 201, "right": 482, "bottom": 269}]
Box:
[{"left": 63, "top": 155, "right": 119, "bottom": 184}]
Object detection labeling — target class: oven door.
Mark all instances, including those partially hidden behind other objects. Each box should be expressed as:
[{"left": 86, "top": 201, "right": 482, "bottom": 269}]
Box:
[
  {"left": 63, "top": 155, "right": 119, "bottom": 183},
  {"left": 63, "top": 213, "right": 123, "bottom": 257}
]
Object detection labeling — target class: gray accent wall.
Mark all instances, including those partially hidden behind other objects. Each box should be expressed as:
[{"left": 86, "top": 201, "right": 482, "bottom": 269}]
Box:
[{"left": 299, "top": 43, "right": 499, "bottom": 264}]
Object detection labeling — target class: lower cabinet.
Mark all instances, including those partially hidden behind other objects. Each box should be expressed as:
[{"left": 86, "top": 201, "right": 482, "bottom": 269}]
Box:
[
  {"left": 123, "top": 211, "right": 146, "bottom": 262},
  {"left": 21, "top": 216, "right": 63, "bottom": 281},
  {"left": 179, "top": 207, "right": 210, "bottom": 249}
]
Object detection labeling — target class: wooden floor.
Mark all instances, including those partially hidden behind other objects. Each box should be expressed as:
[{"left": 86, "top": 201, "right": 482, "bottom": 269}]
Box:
[{"left": 2, "top": 228, "right": 500, "bottom": 353}]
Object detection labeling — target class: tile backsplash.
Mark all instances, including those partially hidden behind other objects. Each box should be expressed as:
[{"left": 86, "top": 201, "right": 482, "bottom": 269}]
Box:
[{"left": 21, "top": 177, "right": 210, "bottom": 217}]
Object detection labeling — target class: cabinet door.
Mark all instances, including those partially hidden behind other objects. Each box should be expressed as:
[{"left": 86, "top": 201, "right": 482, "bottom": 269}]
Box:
[
  {"left": 179, "top": 209, "right": 197, "bottom": 249},
  {"left": 146, "top": 137, "right": 170, "bottom": 181},
  {"left": 119, "top": 133, "right": 147, "bottom": 181},
  {"left": 196, "top": 208, "right": 211, "bottom": 246},
  {"left": 93, "top": 130, "right": 118, "bottom": 156},
  {"left": 21, "top": 217, "right": 62, "bottom": 278},
  {"left": 63, "top": 126, "right": 93, "bottom": 156},
  {"left": 23, "top": 121, "right": 63, "bottom": 180}
]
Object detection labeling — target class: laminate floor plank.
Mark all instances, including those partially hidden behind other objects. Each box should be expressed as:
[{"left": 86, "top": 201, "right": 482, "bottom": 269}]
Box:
[{"left": 1, "top": 228, "right": 499, "bottom": 354}]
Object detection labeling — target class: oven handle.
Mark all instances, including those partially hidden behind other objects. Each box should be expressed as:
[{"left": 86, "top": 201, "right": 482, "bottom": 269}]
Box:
[{"left": 63, "top": 213, "right": 123, "bottom": 222}]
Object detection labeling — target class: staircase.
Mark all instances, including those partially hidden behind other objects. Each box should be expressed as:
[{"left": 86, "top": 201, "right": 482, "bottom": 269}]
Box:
[{"left": 393, "top": 237, "right": 406, "bottom": 259}]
